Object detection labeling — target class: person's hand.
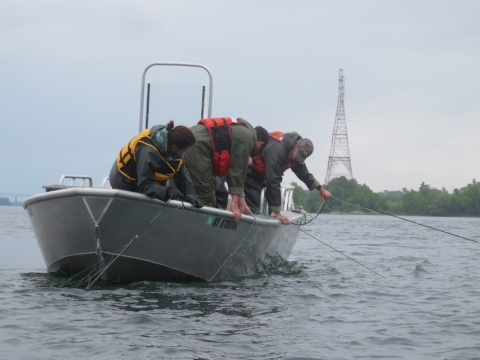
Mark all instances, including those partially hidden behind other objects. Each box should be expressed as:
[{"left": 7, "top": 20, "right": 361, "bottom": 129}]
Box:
[
  {"left": 230, "top": 194, "right": 242, "bottom": 222},
  {"left": 319, "top": 187, "right": 332, "bottom": 202},
  {"left": 273, "top": 211, "right": 290, "bottom": 225},
  {"left": 189, "top": 198, "right": 204, "bottom": 208},
  {"left": 231, "top": 208, "right": 241, "bottom": 222},
  {"left": 238, "top": 196, "right": 254, "bottom": 216},
  {"left": 166, "top": 187, "right": 183, "bottom": 200}
]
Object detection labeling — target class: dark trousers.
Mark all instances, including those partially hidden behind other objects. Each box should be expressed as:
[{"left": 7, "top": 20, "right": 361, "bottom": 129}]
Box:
[
  {"left": 244, "top": 170, "right": 266, "bottom": 214},
  {"left": 214, "top": 176, "right": 229, "bottom": 210},
  {"left": 109, "top": 162, "right": 138, "bottom": 192}
]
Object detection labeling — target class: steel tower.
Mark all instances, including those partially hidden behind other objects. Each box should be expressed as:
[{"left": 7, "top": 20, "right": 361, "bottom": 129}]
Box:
[{"left": 325, "top": 69, "right": 353, "bottom": 183}]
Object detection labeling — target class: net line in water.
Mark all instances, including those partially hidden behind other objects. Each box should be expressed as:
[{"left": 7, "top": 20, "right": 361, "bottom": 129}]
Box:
[
  {"left": 58, "top": 192, "right": 477, "bottom": 288},
  {"left": 331, "top": 196, "right": 479, "bottom": 244},
  {"left": 291, "top": 202, "right": 386, "bottom": 279},
  {"left": 288, "top": 195, "right": 479, "bottom": 279},
  {"left": 292, "top": 224, "right": 386, "bottom": 279}
]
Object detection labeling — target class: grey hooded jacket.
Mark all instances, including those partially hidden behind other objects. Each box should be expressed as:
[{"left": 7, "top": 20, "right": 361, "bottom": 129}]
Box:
[{"left": 252, "top": 131, "right": 320, "bottom": 212}]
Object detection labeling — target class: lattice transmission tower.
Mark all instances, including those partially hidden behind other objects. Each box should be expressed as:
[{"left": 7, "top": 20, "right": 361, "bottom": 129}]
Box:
[{"left": 325, "top": 69, "right": 353, "bottom": 184}]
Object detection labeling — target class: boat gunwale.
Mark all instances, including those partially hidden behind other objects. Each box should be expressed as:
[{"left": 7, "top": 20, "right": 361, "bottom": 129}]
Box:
[{"left": 23, "top": 187, "right": 303, "bottom": 225}]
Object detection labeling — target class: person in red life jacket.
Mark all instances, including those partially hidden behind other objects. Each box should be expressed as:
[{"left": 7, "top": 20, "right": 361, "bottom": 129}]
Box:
[
  {"left": 214, "top": 122, "right": 269, "bottom": 210},
  {"left": 184, "top": 117, "right": 268, "bottom": 222},
  {"left": 245, "top": 131, "right": 332, "bottom": 225},
  {"left": 109, "top": 120, "right": 204, "bottom": 208}
]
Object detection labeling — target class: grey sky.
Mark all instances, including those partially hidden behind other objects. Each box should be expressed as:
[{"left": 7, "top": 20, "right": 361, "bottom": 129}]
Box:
[{"left": 1, "top": 0, "right": 479, "bottom": 196}]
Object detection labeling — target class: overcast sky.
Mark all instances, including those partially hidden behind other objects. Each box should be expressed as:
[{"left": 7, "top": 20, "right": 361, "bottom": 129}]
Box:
[{"left": 1, "top": 0, "right": 479, "bottom": 198}]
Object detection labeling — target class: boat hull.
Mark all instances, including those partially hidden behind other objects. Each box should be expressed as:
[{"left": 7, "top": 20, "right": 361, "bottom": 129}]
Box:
[{"left": 24, "top": 188, "right": 303, "bottom": 282}]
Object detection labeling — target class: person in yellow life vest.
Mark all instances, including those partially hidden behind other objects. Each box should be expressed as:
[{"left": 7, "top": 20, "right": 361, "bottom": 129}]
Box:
[
  {"left": 245, "top": 131, "right": 332, "bottom": 225},
  {"left": 109, "top": 120, "right": 203, "bottom": 208},
  {"left": 184, "top": 117, "right": 268, "bottom": 222}
]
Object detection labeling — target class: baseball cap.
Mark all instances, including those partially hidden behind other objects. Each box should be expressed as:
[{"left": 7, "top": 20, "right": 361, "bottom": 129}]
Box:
[{"left": 294, "top": 138, "right": 314, "bottom": 164}]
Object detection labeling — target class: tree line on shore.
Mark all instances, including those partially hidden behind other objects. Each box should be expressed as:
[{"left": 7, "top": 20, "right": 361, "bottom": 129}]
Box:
[
  {"left": 0, "top": 197, "right": 13, "bottom": 206},
  {"left": 0, "top": 197, "right": 23, "bottom": 206},
  {"left": 291, "top": 177, "right": 480, "bottom": 217}
]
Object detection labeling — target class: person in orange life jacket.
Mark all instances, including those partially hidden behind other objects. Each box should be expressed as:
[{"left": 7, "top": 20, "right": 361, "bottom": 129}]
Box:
[
  {"left": 184, "top": 117, "right": 267, "bottom": 222},
  {"left": 109, "top": 120, "right": 204, "bottom": 208},
  {"left": 214, "top": 126, "right": 270, "bottom": 210},
  {"left": 244, "top": 132, "right": 332, "bottom": 225}
]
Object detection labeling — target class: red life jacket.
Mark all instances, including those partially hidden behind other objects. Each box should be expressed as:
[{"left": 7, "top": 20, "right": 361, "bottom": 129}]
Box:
[
  {"left": 250, "top": 131, "right": 292, "bottom": 179},
  {"left": 198, "top": 117, "right": 234, "bottom": 177}
]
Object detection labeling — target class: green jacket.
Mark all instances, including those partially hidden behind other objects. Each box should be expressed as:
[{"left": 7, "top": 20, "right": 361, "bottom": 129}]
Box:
[{"left": 189, "top": 118, "right": 256, "bottom": 196}]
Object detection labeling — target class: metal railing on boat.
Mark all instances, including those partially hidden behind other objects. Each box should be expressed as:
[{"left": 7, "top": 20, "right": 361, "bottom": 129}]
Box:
[
  {"left": 258, "top": 186, "right": 294, "bottom": 213},
  {"left": 43, "top": 175, "right": 296, "bottom": 213}
]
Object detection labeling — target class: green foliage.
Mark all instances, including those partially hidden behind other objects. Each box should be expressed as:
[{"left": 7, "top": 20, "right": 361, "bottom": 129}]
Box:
[
  {"left": 317, "top": 176, "right": 385, "bottom": 214},
  {"left": 0, "top": 197, "right": 11, "bottom": 206},
  {"left": 290, "top": 181, "right": 307, "bottom": 208},
  {"left": 381, "top": 179, "right": 480, "bottom": 216},
  {"left": 289, "top": 177, "right": 480, "bottom": 217},
  {"left": 304, "top": 189, "right": 322, "bottom": 213},
  {"left": 291, "top": 176, "right": 480, "bottom": 216}
]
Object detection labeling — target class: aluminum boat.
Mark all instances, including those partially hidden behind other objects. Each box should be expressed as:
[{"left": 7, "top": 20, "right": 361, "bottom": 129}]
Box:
[{"left": 23, "top": 63, "right": 305, "bottom": 283}]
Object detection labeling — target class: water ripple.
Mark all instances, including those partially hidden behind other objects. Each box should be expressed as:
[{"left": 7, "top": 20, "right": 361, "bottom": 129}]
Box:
[{"left": 1, "top": 210, "right": 480, "bottom": 359}]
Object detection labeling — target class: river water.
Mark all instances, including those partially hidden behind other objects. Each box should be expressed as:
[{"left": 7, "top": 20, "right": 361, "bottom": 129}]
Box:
[{"left": 1, "top": 206, "right": 480, "bottom": 359}]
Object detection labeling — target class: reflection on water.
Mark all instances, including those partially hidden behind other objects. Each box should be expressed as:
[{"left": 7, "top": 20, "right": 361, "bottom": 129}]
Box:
[{"left": 20, "top": 258, "right": 305, "bottom": 318}]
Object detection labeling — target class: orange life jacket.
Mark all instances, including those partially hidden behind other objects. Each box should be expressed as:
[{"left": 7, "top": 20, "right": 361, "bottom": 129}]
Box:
[
  {"left": 250, "top": 131, "right": 292, "bottom": 179},
  {"left": 198, "top": 117, "right": 234, "bottom": 177}
]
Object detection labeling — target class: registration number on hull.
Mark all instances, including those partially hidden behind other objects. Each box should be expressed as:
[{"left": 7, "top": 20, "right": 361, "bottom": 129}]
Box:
[{"left": 205, "top": 216, "right": 238, "bottom": 231}]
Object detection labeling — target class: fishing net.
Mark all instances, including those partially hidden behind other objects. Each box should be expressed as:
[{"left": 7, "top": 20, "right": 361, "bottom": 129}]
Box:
[{"left": 56, "top": 202, "right": 280, "bottom": 288}]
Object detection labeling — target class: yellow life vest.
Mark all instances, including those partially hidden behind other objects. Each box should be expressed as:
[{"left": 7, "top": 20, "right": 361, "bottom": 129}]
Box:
[{"left": 116, "top": 128, "right": 183, "bottom": 184}]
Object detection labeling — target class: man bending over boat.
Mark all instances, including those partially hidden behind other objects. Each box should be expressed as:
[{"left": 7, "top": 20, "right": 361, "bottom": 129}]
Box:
[
  {"left": 184, "top": 117, "right": 269, "bottom": 222},
  {"left": 109, "top": 120, "right": 204, "bottom": 208},
  {"left": 244, "top": 131, "right": 332, "bottom": 225}
]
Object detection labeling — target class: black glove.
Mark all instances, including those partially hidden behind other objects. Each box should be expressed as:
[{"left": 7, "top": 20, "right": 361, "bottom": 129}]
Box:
[
  {"left": 189, "top": 198, "right": 204, "bottom": 208},
  {"left": 166, "top": 187, "right": 183, "bottom": 201}
]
